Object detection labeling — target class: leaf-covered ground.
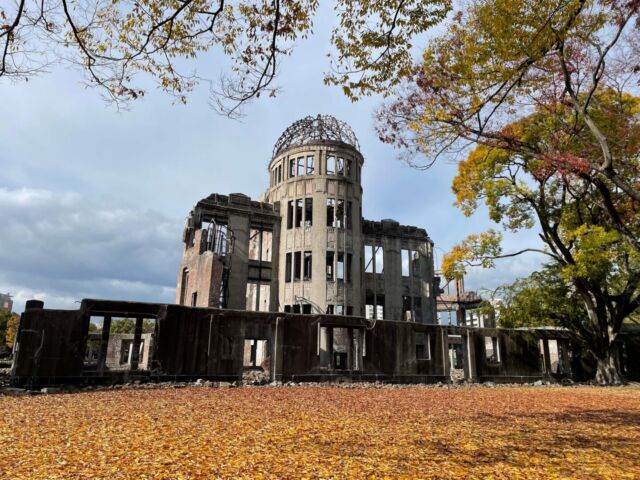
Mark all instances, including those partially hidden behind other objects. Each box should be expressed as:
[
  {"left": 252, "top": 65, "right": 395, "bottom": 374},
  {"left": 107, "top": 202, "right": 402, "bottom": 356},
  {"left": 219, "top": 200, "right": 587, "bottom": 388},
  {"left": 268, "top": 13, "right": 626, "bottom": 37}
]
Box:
[{"left": 1, "top": 386, "right": 639, "bottom": 479}]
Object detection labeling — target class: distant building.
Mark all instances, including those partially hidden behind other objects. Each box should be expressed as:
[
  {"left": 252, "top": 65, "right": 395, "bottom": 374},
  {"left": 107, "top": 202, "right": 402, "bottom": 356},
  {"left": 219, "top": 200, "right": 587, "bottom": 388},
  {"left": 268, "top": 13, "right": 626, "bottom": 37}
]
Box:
[
  {"left": 176, "top": 115, "right": 439, "bottom": 323},
  {"left": 0, "top": 293, "right": 13, "bottom": 313}
]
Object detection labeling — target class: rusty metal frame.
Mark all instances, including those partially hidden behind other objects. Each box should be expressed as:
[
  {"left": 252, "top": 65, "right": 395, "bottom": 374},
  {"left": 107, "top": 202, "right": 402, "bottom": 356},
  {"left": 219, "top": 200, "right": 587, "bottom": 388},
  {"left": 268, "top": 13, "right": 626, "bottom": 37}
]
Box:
[{"left": 272, "top": 114, "right": 360, "bottom": 157}]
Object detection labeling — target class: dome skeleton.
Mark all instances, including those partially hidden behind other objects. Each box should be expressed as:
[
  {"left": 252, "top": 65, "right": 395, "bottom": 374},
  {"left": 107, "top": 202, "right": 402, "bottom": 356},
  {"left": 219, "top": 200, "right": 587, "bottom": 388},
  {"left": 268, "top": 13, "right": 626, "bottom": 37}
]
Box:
[{"left": 272, "top": 114, "right": 360, "bottom": 157}]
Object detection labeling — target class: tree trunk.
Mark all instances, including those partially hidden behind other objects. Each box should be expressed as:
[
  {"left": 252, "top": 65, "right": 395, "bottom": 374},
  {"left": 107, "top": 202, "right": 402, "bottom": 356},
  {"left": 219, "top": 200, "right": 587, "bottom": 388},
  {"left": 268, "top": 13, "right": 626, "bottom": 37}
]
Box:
[{"left": 595, "top": 350, "right": 623, "bottom": 385}]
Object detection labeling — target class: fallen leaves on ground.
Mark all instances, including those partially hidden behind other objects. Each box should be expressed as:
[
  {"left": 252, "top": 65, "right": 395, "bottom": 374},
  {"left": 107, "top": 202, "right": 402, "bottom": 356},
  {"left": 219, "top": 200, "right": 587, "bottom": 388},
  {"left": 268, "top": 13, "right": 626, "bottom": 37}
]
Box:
[{"left": 1, "top": 386, "right": 639, "bottom": 479}]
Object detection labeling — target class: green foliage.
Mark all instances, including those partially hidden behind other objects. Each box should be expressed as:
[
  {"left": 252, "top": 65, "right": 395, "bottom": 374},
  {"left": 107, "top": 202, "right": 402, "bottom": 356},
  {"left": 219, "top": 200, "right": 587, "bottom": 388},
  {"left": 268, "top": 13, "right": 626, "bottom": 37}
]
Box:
[
  {"left": 441, "top": 230, "right": 502, "bottom": 281},
  {"left": 109, "top": 318, "right": 155, "bottom": 334},
  {"left": 5, "top": 314, "right": 19, "bottom": 350},
  {"left": 0, "top": 311, "right": 9, "bottom": 347},
  {"left": 495, "top": 265, "right": 587, "bottom": 330},
  {"left": 325, "top": 0, "right": 450, "bottom": 100},
  {"left": 376, "top": 0, "right": 640, "bottom": 382}
]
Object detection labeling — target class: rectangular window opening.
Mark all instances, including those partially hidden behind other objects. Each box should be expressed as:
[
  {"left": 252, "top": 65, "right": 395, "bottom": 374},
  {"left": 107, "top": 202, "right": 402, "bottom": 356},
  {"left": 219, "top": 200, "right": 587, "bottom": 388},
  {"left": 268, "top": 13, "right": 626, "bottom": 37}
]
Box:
[
  {"left": 305, "top": 198, "right": 313, "bottom": 226},
  {"left": 243, "top": 339, "right": 269, "bottom": 370},
  {"left": 303, "top": 251, "right": 312, "bottom": 280},
  {"left": 294, "top": 251, "right": 302, "bottom": 281},
  {"left": 336, "top": 200, "right": 344, "bottom": 229},
  {"left": 287, "top": 201, "right": 294, "bottom": 229},
  {"left": 285, "top": 253, "right": 292, "bottom": 283},
  {"left": 326, "top": 198, "right": 336, "bottom": 227},
  {"left": 337, "top": 252, "right": 345, "bottom": 281},
  {"left": 485, "top": 336, "right": 501, "bottom": 363},
  {"left": 412, "top": 250, "right": 420, "bottom": 277},
  {"left": 401, "top": 249, "right": 410, "bottom": 277},
  {"left": 326, "top": 251, "right": 335, "bottom": 281},
  {"left": 364, "top": 245, "right": 374, "bottom": 273},
  {"left": 327, "top": 155, "right": 336, "bottom": 175},
  {"left": 295, "top": 199, "right": 303, "bottom": 228}
]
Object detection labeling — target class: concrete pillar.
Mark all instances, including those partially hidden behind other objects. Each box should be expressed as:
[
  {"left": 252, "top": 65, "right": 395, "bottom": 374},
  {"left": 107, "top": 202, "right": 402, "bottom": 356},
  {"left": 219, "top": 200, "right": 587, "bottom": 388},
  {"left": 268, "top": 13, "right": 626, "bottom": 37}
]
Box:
[
  {"left": 441, "top": 328, "right": 450, "bottom": 379},
  {"left": 129, "top": 316, "right": 143, "bottom": 371},
  {"left": 97, "top": 315, "right": 112, "bottom": 376},
  {"left": 383, "top": 235, "right": 402, "bottom": 321},
  {"left": 25, "top": 299, "right": 44, "bottom": 310},
  {"left": 465, "top": 331, "right": 477, "bottom": 381},
  {"left": 542, "top": 338, "right": 552, "bottom": 377},
  {"left": 227, "top": 212, "right": 250, "bottom": 310}
]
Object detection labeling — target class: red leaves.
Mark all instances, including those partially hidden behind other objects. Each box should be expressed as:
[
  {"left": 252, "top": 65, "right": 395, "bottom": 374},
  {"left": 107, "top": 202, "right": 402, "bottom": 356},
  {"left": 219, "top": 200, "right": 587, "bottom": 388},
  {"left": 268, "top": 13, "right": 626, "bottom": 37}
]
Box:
[{"left": 534, "top": 152, "right": 592, "bottom": 180}]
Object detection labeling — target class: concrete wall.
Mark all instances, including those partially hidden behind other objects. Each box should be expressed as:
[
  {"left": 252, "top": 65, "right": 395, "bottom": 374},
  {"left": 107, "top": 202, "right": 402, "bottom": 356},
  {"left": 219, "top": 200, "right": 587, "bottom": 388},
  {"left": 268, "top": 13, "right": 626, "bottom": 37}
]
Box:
[
  {"left": 265, "top": 142, "right": 364, "bottom": 315},
  {"left": 362, "top": 219, "right": 437, "bottom": 324},
  {"left": 13, "top": 299, "right": 639, "bottom": 387},
  {"left": 176, "top": 193, "right": 280, "bottom": 311}
]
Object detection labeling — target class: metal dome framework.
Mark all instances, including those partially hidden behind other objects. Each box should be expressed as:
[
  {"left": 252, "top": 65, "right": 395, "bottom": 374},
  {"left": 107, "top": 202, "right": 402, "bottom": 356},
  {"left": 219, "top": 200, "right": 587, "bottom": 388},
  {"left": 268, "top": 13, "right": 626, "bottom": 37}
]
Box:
[{"left": 272, "top": 114, "right": 360, "bottom": 157}]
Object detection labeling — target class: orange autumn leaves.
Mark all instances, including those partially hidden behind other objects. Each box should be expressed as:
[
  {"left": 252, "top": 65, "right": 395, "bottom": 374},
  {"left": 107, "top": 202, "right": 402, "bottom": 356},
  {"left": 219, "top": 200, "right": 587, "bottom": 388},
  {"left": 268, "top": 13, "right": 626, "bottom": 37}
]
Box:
[{"left": 1, "top": 386, "right": 639, "bottom": 479}]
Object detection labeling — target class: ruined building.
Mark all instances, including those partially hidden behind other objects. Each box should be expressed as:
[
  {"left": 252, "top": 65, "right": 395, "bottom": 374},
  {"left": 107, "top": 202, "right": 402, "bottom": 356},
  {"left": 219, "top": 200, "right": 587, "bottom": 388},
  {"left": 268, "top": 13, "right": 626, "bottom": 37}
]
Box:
[
  {"left": 10, "top": 117, "right": 640, "bottom": 387},
  {"left": 176, "top": 115, "right": 437, "bottom": 323}
]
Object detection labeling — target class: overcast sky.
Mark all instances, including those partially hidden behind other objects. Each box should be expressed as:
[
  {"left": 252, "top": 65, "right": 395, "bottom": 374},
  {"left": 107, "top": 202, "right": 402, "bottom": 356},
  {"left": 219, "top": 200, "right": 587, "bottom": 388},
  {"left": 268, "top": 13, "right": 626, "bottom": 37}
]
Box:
[{"left": 0, "top": 6, "right": 546, "bottom": 313}]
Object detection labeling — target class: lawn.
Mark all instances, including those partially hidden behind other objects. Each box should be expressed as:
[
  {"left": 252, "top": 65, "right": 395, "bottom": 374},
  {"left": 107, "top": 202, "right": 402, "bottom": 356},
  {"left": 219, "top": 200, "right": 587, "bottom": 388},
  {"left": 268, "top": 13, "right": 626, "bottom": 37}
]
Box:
[{"left": 1, "top": 386, "right": 639, "bottom": 479}]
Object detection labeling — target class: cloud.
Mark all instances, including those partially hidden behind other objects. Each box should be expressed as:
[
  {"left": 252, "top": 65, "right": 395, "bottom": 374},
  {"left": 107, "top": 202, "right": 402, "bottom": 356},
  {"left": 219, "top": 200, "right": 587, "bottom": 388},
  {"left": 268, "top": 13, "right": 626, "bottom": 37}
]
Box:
[{"left": 0, "top": 187, "right": 182, "bottom": 312}]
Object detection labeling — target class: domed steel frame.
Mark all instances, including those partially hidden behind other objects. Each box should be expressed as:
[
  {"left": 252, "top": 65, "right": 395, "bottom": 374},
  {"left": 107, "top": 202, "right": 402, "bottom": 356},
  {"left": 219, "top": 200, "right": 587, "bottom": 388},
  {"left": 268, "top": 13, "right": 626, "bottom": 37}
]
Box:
[{"left": 272, "top": 114, "right": 360, "bottom": 157}]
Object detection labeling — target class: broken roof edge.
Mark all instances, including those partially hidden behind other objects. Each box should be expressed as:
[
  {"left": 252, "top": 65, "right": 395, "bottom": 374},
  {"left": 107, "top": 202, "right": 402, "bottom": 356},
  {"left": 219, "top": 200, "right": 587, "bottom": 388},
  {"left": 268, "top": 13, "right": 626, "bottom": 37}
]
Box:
[
  {"left": 272, "top": 114, "right": 361, "bottom": 158},
  {"left": 193, "top": 192, "right": 280, "bottom": 216},
  {"left": 362, "top": 218, "right": 432, "bottom": 242}
]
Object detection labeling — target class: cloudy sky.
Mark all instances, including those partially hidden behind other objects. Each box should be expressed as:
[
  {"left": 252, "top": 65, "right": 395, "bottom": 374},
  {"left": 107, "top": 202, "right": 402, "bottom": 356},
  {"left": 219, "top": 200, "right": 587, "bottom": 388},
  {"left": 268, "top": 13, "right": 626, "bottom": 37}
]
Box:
[{"left": 0, "top": 6, "right": 545, "bottom": 313}]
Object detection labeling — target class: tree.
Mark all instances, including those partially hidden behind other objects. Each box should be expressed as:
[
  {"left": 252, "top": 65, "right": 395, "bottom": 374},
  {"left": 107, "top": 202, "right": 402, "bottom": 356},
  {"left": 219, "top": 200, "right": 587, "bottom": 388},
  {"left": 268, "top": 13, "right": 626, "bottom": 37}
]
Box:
[
  {"left": 108, "top": 318, "right": 155, "bottom": 333},
  {"left": 489, "top": 265, "right": 591, "bottom": 331},
  {"left": 0, "top": 310, "right": 9, "bottom": 347},
  {"left": 377, "top": 0, "right": 640, "bottom": 384},
  {"left": 0, "top": 310, "right": 20, "bottom": 352},
  {"left": 0, "top": 0, "right": 449, "bottom": 115},
  {"left": 5, "top": 313, "right": 20, "bottom": 350}
]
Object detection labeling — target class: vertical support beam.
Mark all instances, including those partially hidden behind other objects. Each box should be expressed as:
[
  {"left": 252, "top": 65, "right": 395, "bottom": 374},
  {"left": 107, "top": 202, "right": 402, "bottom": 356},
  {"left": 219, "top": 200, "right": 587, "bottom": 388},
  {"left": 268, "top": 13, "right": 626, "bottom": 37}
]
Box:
[
  {"left": 347, "top": 327, "right": 354, "bottom": 370},
  {"left": 441, "top": 328, "right": 450, "bottom": 380},
  {"left": 97, "top": 315, "right": 111, "bottom": 376},
  {"left": 466, "top": 331, "right": 476, "bottom": 382},
  {"left": 130, "top": 316, "right": 143, "bottom": 371},
  {"left": 542, "top": 338, "right": 552, "bottom": 377},
  {"left": 271, "top": 317, "right": 282, "bottom": 382},
  {"left": 328, "top": 326, "right": 334, "bottom": 369},
  {"left": 206, "top": 314, "right": 216, "bottom": 375},
  {"left": 227, "top": 212, "right": 250, "bottom": 310},
  {"left": 559, "top": 340, "right": 571, "bottom": 375}
]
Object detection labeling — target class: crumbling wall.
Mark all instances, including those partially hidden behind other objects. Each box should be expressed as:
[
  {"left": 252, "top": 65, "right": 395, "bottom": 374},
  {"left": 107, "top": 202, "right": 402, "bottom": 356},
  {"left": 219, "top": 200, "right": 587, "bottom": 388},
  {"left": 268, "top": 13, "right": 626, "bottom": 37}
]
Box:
[
  {"left": 10, "top": 298, "right": 640, "bottom": 387},
  {"left": 11, "top": 307, "right": 85, "bottom": 382}
]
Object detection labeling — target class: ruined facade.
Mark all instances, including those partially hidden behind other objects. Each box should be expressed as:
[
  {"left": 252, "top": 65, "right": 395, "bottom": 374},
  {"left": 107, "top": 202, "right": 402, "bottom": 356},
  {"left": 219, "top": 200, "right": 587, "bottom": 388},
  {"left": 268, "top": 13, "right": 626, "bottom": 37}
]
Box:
[
  {"left": 9, "top": 116, "right": 640, "bottom": 387},
  {"left": 0, "top": 293, "right": 13, "bottom": 313},
  {"left": 176, "top": 115, "right": 437, "bottom": 323},
  {"left": 10, "top": 299, "right": 640, "bottom": 386}
]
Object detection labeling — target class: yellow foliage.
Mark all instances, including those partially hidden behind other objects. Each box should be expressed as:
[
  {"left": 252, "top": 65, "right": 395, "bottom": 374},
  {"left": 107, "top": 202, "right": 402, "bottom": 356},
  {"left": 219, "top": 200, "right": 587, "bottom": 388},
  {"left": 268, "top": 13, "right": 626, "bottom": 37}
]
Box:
[
  {"left": 5, "top": 313, "right": 19, "bottom": 349},
  {"left": 0, "top": 387, "right": 638, "bottom": 478},
  {"left": 442, "top": 230, "right": 502, "bottom": 280}
]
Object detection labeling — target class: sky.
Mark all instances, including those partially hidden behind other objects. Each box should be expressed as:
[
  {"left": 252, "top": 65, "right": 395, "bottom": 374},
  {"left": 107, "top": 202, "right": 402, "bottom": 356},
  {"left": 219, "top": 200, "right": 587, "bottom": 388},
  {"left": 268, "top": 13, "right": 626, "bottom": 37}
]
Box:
[{"left": 0, "top": 5, "right": 546, "bottom": 313}]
